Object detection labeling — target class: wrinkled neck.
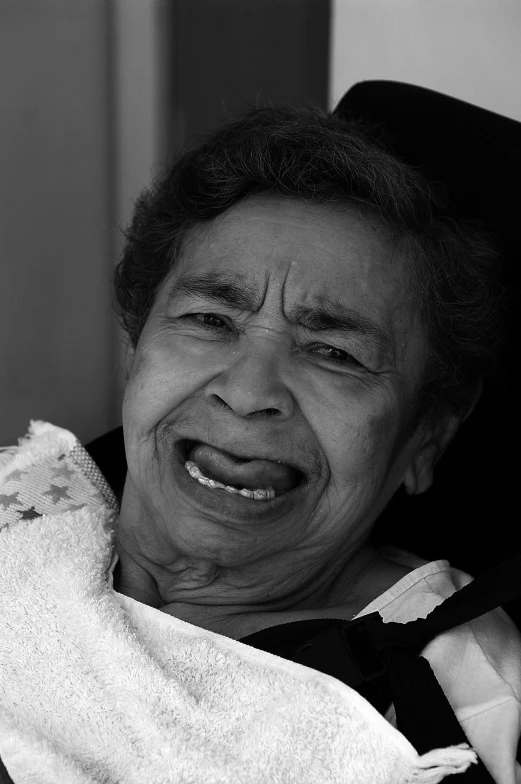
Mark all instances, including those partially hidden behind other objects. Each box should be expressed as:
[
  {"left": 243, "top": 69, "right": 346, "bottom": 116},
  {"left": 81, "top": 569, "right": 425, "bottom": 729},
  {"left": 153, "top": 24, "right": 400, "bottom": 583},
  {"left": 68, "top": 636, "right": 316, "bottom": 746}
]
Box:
[{"left": 111, "top": 537, "right": 409, "bottom": 640}]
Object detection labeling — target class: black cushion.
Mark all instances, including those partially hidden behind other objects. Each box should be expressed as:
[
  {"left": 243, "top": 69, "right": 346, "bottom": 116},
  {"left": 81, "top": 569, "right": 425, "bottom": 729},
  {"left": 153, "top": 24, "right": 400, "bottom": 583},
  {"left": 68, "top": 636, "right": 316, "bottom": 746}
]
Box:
[{"left": 86, "top": 426, "right": 127, "bottom": 506}]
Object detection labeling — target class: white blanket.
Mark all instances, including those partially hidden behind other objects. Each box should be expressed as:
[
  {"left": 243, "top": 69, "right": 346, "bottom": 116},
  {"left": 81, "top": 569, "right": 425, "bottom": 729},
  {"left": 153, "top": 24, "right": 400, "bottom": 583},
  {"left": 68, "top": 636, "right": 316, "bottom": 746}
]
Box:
[{"left": 0, "top": 421, "right": 477, "bottom": 784}]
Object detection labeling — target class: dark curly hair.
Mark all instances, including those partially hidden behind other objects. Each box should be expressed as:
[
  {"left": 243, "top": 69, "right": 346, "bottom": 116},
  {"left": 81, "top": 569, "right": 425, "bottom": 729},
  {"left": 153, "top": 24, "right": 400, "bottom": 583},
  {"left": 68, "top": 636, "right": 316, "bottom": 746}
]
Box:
[{"left": 113, "top": 106, "right": 508, "bottom": 431}]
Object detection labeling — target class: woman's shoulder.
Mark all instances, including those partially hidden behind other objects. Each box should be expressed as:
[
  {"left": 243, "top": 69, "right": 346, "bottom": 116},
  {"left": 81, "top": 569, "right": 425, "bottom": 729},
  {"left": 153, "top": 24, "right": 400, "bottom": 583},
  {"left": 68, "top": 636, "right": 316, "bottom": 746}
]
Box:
[
  {"left": 360, "top": 546, "right": 521, "bottom": 703},
  {"left": 352, "top": 545, "right": 453, "bottom": 622}
]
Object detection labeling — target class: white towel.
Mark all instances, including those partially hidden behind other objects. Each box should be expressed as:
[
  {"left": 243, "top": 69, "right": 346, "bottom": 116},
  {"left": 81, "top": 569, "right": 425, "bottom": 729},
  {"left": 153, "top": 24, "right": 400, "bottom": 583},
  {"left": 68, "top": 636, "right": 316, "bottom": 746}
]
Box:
[{"left": 0, "top": 421, "right": 477, "bottom": 784}]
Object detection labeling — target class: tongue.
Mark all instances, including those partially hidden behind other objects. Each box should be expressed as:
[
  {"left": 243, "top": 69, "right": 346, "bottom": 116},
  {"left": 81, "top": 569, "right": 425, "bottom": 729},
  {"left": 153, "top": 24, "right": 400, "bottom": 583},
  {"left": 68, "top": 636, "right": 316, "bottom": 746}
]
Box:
[{"left": 189, "top": 443, "right": 301, "bottom": 493}]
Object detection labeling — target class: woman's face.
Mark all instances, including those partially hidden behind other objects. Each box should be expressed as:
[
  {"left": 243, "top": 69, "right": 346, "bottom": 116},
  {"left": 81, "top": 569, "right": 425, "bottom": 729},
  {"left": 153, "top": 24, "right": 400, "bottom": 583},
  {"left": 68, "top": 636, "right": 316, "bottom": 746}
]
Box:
[{"left": 120, "top": 197, "right": 429, "bottom": 604}]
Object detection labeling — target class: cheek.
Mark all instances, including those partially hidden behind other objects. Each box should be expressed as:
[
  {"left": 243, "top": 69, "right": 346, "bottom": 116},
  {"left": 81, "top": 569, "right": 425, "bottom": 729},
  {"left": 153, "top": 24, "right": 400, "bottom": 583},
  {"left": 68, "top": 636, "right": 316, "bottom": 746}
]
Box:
[
  {"left": 123, "top": 346, "right": 176, "bottom": 433},
  {"left": 326, "top": 400, "right": 402, "bottom": 486},
  {"left": 123, "top": 332, "right": 217, "bottom": 440}
]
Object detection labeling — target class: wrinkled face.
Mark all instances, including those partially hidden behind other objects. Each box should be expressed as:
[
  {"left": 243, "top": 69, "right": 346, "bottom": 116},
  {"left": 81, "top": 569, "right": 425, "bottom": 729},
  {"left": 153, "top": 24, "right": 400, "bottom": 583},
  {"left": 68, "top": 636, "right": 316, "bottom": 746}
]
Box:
[{"left": 121, "top": 197, "right": 428, "bottom": 569}]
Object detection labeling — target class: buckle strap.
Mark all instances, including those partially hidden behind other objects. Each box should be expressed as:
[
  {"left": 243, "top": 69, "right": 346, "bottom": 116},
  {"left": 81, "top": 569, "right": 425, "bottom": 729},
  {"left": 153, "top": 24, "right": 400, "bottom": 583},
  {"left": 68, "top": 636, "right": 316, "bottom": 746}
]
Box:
[
  {"left": 292, "top": 617, "right": 392, "bottom": 715},
  {"left": 361, "top": 549, "right": 521, "bottom": 657},
  {"left": 386, "top": 650, "right": 495, "bottom": 782}
]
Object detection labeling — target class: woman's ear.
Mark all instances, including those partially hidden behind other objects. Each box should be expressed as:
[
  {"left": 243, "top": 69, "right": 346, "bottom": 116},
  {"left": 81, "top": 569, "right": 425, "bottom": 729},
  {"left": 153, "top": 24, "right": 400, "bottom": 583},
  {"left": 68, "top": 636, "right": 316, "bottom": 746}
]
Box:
[
  {"left": 402, "top": 416, "right": 460, "bottom": 496},
  {"left": 402, "top": 375, "right": 484, "bottom": 496}
]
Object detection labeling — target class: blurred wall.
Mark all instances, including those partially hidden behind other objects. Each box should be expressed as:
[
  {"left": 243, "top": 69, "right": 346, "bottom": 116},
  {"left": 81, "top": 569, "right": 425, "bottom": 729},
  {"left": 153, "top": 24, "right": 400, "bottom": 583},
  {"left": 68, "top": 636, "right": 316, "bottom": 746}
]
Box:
[
  {"left": 111, "top": 0, "right": 175, "bottom": 420},
  {"left": 171, "top": 0, "right": 330, "bottom": 151},
  {"left": 330, "top": 0, "right": 521, "bottom": 120},
  {"left": 0, "top": 0, "right": 171, "bottom": 446},
  {"left": 0, "top": 2, "right": 115, "bottom": 446}
]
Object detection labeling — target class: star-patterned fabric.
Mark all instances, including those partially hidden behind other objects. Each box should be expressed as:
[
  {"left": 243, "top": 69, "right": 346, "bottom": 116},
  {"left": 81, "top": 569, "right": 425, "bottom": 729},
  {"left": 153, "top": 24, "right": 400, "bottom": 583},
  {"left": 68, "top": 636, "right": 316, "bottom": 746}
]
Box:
[{"left": 0, "top": 421, "right": 119, "bottom": 532}]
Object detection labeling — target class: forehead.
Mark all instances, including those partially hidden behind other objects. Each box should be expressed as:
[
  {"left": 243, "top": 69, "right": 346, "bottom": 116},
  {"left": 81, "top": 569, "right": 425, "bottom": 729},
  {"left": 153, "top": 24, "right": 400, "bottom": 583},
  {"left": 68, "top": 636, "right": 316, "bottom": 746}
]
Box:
[{"left": 173, "top": 196, "right": 417, "bottom": 324}]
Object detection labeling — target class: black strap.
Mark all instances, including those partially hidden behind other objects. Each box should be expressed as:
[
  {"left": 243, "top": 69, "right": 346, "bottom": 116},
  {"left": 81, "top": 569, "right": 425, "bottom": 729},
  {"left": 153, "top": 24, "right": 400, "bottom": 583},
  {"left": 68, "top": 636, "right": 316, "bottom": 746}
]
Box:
[
  {"left": 362, "top": 548, "right": 521, "bottom": 657},
  {"left": 0, "top": 753, "right": 14, "bottom": 784},
  {"left": 241, "top": 551, "right": 521, "bottom": 781},
  {"left": 385, "top": 650, "right": 493, "bottom": 782},
  {"left": 357, "top": 551, "right": 521, "bottom": 782}
]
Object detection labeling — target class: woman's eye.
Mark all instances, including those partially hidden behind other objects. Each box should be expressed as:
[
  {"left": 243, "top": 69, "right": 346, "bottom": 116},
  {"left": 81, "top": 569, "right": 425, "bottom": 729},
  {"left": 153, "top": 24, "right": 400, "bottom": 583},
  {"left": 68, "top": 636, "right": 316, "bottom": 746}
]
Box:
[
  {"left": 180, "top": 317, "right": 363, "bottom": 366},
  {"left": 184, "top": 313, "right": 231, "bottom": 330},
  {"left": 312, "top": 344, "right": 363, "bottom": 367}
]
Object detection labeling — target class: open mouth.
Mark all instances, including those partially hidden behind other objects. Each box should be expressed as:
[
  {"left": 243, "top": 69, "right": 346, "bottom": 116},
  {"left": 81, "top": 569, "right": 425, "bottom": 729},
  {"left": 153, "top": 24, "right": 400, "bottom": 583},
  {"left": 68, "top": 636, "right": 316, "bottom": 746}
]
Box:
[{"left": 176, "top": 439, "right": 306, "bottom": 502}]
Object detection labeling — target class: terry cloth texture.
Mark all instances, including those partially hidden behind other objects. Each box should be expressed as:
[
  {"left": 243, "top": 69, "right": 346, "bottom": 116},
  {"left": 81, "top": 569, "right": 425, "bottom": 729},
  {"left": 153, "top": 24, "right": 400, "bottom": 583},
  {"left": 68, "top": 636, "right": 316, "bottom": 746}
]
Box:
[{"left": 0, "top": 421, "right": 477, "bottom": 784}]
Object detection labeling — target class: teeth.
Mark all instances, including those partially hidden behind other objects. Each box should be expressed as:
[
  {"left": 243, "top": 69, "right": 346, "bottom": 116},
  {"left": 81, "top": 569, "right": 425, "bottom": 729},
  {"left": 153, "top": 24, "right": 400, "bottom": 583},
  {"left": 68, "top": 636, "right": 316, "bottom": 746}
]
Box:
[
  {"left": 184, "top": 461, "right": 275, "bottom": 501},
  {"left": 186, "top": 461, "right": 204, "bottom": 479}
]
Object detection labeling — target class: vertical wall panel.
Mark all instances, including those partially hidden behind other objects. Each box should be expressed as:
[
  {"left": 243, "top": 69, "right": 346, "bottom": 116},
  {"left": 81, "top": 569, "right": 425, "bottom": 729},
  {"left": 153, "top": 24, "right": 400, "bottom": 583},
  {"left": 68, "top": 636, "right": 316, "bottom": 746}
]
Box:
[
  {"left": 0, "top": 1, "right": 116, "bottom": 445},
  {"left": 110, "top": 0, "right": 175, "bottom": 407},
  {"left": 172, "top": 0, "right": 331, "bottom": 152}
]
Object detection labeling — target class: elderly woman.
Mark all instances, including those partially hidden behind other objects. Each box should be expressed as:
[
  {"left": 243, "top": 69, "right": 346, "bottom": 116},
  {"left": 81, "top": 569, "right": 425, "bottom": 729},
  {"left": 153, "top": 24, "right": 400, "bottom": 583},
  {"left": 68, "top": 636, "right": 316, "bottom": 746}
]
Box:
[
  {"left": 1, "top": 86, "right": 520, "bottom": 784},
  {"left": 111, "top": 101, "right": 520, "bottom": 765}
]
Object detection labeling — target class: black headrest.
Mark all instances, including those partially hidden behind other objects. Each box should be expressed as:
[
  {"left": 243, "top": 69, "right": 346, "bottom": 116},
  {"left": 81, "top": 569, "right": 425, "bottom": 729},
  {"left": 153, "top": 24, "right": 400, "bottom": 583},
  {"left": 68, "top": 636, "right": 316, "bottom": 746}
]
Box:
[{"left": 334, "top": 80, "right": 521, "bottom": 286}]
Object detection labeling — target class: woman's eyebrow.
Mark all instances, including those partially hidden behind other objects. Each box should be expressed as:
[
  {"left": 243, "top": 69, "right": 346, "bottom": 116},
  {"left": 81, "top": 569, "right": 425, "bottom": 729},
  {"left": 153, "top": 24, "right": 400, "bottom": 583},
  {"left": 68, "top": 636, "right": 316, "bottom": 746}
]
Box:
[
  {"left": 167, "top": 272, "right": 260, "bottom": 312},
  {"left": 167, "top": 272, "right": 394, "bottom": 358},
  {"left": 289, "top": 304, "right": 394, "bottom": 359}
]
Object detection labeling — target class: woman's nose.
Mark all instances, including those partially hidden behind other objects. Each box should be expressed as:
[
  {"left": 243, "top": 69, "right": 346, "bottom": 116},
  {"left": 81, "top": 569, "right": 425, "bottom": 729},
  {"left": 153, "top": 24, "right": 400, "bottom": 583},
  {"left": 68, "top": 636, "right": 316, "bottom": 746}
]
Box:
[{"left": 203, "top": 338, "right": 295, "bottom": 420}]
